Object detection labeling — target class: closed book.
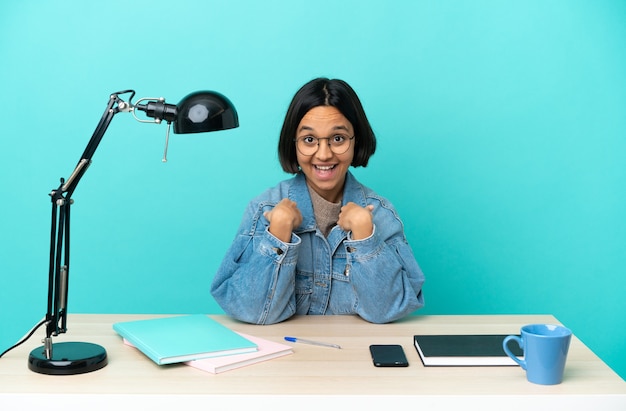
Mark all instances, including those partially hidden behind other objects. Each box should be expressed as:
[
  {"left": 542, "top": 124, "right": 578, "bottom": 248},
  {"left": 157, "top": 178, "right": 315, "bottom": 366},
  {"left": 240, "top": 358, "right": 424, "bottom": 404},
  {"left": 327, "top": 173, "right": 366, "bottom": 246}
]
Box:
[
  {"left": 184, "top": 332, "right": 293, "bottom": 374},
  {"left": 113, "top": 314, "right": 257, "bottom": 365},
  {"left": 413, "top": 334, "right": 523, "bottom": 366},
  {"left": 123, "top": 332, "right": 293, "bottom": 374}
]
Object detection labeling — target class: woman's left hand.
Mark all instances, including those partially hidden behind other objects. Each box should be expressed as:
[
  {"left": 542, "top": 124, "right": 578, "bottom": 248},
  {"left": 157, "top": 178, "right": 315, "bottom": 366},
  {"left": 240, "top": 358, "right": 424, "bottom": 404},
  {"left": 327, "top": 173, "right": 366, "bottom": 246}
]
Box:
[{"left": 337, "top": 202, "right": 374, "bottom": 240}]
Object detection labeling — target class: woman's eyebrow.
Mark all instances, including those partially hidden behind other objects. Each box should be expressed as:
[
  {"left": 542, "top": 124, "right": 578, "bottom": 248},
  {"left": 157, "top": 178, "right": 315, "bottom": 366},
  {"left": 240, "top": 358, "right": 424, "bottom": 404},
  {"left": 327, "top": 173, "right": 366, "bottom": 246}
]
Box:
[{"left": 297, "top": 125, "right": 350, "bottom": 133}]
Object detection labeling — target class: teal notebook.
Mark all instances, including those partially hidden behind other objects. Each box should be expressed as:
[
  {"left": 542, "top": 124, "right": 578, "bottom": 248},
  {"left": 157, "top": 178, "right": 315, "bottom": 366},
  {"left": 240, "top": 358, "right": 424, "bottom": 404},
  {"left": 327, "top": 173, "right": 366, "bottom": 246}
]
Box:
[{"left": 113, "top": 314, "right": 258, "bottom": 365}]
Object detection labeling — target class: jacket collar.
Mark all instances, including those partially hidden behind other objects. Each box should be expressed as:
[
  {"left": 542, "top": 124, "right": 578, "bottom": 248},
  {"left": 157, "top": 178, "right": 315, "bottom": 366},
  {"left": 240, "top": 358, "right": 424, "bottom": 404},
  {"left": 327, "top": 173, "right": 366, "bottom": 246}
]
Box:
[{"left": 290, "top": 171, "right": 365, "bottom": 233}]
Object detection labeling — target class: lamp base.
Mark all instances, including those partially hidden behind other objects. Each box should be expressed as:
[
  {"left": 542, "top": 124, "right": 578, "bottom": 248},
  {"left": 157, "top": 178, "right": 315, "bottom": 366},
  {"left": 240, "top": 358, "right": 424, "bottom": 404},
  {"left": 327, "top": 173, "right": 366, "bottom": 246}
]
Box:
[{"left": 28, "top": 342, "right": 108, "bottom": 375}]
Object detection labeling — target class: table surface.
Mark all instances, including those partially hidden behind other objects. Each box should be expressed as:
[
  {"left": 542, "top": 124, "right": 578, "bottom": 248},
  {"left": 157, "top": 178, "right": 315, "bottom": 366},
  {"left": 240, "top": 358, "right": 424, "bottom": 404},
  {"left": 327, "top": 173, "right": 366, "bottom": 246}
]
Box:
[{"left": 1, "top": 313, "right": 625, "bottom": 409}]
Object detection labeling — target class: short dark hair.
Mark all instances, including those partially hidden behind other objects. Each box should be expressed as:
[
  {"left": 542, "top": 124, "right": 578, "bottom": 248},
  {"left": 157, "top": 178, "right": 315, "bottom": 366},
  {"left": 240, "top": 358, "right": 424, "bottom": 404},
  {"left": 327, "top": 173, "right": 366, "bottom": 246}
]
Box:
[{"left": 278, "top": 78, "right": 377, "bottom": 174}]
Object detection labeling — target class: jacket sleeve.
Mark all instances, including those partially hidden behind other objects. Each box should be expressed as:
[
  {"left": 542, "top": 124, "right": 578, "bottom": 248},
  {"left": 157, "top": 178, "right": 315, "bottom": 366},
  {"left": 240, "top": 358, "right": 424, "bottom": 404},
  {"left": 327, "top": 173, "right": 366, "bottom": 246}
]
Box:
[
  {"left": 344, "top": 200, "right": 425, "bottom": 324},
  {"left": 210, "top": 201, "right": 301, "bottom": 324}
]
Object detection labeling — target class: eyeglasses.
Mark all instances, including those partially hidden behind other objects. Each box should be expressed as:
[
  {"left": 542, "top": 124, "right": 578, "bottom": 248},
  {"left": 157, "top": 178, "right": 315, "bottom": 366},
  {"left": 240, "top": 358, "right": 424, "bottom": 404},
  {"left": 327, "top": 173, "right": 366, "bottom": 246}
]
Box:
[{"left": 294, "top": 135, "right": 355, "bottom": 156}]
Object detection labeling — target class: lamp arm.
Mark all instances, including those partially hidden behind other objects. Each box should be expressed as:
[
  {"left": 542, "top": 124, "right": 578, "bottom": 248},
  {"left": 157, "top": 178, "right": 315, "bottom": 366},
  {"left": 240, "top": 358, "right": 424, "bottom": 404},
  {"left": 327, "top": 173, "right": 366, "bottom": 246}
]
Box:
[
  {"left": 62, "top": 91, "right": 134, "bottom": 198},
  {"left": 43, "top": 91, "right": 135, "bottom": 353}
]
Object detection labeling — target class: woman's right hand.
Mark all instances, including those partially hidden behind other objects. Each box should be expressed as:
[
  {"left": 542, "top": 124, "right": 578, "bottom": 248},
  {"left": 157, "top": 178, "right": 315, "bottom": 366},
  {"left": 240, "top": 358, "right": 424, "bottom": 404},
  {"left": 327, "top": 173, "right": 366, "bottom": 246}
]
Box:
[{"left": 264, "top": 198, "right": 303, "bottom": 242}]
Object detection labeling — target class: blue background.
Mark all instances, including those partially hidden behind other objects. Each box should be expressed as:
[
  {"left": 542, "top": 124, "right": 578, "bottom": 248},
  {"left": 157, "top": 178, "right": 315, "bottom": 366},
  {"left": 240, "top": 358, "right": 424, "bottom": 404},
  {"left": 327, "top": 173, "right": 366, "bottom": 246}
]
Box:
[{"left": 1, "top": 0, "right": 624, "bottom": 380}]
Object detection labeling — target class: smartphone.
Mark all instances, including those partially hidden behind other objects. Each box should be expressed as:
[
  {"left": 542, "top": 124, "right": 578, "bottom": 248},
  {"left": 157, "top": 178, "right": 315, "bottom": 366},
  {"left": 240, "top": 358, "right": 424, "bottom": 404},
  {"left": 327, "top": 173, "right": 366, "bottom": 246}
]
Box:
[{"left": 369, "top": 344, "right": 409, "bottom": 367}]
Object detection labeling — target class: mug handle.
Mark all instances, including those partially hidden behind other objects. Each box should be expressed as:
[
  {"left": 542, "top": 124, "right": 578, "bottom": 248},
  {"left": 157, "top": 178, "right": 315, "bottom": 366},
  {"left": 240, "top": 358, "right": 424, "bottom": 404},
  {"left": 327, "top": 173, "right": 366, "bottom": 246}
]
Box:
[{"left": 503, "top": 335, "right": 526, "bottom": 369}]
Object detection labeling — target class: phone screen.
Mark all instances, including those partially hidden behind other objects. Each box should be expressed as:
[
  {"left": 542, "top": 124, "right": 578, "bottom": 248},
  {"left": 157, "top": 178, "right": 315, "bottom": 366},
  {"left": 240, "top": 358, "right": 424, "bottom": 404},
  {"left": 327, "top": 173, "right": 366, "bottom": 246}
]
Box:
[{"left": 369, "top": 344, "right": 409, "bottom": 367}]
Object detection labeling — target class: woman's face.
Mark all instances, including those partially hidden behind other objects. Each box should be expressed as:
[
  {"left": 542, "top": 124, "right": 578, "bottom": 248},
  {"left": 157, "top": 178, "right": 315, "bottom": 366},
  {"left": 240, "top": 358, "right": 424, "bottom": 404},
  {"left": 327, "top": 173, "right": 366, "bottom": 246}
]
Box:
[{"left": 295, "top": 105, "right": 355, "bottom": 203}]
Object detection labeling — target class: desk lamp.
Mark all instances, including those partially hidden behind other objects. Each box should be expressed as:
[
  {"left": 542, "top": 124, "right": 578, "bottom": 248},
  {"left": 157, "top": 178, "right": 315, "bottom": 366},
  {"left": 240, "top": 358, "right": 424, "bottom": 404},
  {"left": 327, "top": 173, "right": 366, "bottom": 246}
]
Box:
[{"left": 26, "top": 89, "right": 238, "bottom": 375}]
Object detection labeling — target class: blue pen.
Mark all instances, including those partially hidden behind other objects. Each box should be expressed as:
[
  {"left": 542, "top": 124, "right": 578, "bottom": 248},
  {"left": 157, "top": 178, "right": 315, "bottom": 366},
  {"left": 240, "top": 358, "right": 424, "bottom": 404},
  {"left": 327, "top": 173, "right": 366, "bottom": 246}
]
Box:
[{"left": 284, "top": 336, "right": 342, "bottom": 349}]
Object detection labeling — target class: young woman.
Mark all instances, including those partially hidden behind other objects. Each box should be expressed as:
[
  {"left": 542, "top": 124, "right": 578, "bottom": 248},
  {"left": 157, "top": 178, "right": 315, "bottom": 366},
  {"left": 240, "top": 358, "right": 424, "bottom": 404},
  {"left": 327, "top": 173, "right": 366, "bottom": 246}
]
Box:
[{"left": 211, "top": 78, "right": 424, "bottom": 324}]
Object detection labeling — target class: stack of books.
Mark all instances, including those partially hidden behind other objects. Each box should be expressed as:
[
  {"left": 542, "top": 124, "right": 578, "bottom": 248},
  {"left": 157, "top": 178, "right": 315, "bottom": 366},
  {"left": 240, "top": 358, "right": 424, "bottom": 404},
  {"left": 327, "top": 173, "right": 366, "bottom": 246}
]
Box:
[{"left": 113, "top": 314, "right": 293, "bottom": 374}]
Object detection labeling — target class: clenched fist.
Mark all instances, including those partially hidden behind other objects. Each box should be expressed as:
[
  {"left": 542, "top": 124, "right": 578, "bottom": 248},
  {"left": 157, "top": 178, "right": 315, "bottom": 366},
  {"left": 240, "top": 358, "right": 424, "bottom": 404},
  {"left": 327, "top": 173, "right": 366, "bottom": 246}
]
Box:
[
  {"left": 337, "top": 202, "right": 374, "bottom": 240},
  {"left": 264, "top": 198, "right": 303, "bottom": 242}
]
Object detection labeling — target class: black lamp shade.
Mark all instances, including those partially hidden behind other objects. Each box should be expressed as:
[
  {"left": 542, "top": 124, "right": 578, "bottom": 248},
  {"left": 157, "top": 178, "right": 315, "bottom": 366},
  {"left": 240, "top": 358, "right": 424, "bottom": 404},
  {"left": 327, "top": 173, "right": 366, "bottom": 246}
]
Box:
[{"left": 174, "top": 91, "right": 239, "bottom": 134}]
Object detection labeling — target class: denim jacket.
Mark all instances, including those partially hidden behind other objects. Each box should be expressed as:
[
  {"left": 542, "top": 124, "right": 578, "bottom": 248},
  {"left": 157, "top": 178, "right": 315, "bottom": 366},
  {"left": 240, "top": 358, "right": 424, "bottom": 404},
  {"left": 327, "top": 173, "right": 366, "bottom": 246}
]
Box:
[{"left": 211, "top": 171, "right": 425, "bottom": 324}]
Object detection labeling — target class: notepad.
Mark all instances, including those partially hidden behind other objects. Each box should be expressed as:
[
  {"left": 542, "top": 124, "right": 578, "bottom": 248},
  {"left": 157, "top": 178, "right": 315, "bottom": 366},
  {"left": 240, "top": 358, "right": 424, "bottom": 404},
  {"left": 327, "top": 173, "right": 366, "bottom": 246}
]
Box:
[
  {"left": 113, "top": 314, "right": 258, "bottom": 365},
  {"left": 123, "top": 331, "right": 293, "bottom": 373},
  {"left": 413, "top": 334, "right": 523, "bottom": 366},
  {"left": 184, "top": 332, "right": 293, "bottom": 374}
]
